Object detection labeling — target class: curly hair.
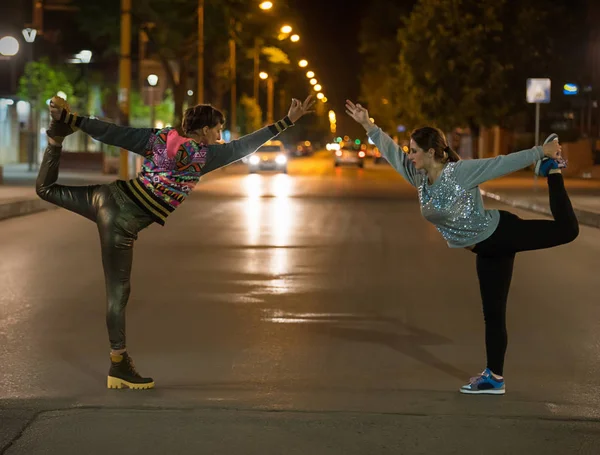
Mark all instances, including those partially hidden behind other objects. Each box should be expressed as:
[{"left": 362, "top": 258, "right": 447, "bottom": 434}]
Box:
[{"left": 181, "top": 104, "right": 225, "bottom": 135}]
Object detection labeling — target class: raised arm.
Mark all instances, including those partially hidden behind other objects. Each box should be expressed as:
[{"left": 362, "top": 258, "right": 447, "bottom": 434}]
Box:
[
  {"left": 346, "top": 100, "right": 420, "bottom": 187},
  {"left": 202, "top": 118, "right": 293, "bottom": 173},
  {"left": 49, "top": 96, "right": 154, "bottom": 156},
  {"left": 202, "top": 95, "right": 315, "bottom": 174},
  {"left": 453, "top": 137, "right": 561, "bottom": 189}
]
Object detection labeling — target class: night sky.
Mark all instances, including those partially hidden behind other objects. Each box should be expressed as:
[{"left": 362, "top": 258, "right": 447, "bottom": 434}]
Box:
[
  {"left": 287, "top": 0, "right": 365, "bottom": 136},
  {"left": 1, "top": 0, "right": 368, "bottom": 134}
]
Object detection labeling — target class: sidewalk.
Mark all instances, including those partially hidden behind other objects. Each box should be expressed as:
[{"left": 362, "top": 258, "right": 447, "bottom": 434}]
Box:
[
  {"left": 0, "top": 164, "right": 115, "bottom": 222},
  {"left": 480, "top": 171, "right": 600, "bottom": 229}
]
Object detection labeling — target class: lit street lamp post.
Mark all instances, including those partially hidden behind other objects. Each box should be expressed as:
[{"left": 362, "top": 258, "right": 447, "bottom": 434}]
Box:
[
  {"left": 259, "top": 71, "right": 274, "bottom": 124},
  {"left": 71, "top": 50, "right": 92, "bottom": 152},
  {"left": 147, "top": 74, "right": 158, "bottom": 128},
  {"left": 22, "top": 28, "right": 37, "bottom": 170}
]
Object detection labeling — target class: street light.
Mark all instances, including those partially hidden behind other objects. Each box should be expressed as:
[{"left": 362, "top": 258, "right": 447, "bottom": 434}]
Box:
[
  {"left": 310, "top": 78, "right": 317, "bottom": 85},
  {"left": 67, "top": 50, "right": 93, "bottom": 152},
  {"left": 147, "top": 74, "right": 158, "bottom": 128},
  {"left": 259, "top": 72, "right": 274, "bottom": 124},
  {"left": 257, "top": 71, "right": 273, "bottom": 123},
  {"left": 22, "top": 28, "right": 38, "bottom": 171},
  {"left": 147, "top": 74, "right": 158, "bottom": 86},
  {"left": 22, "top": 28, "right": 37, "bottom": 43},
  {"left": 316, "top": 93, "right": 324, "bottom": 100},
  {"left": 0, "top": 36, "right": 19, "bottom": 56},
  {"left": 68, "top": 50, "right": 93, "bottom": 64},
  {"left": 281, "top": 25, "right": 292, "bottom": 34},
  {"left": 322, "top": 97, "right": 328, "bottom": 103},
  {"left": 78, "top": 50, "right": 92, "bottom": 63},
  {"left": 329, "top": 110, "right": 336, "bottom": 133},
  {"left": 306, "top": 71, "right": 315, "bottom": 78},
  {"left": 298, "top": 59, "right": 308, "bottom": 68},
  {"left": 290, "top": 34, "right": 300, "bottom": 42},
  {"left": 314, "top": 84, "right": 322, "bottom": 91},
  {"left": 252, "top": 4, "right": 273, "bottom": 101}
]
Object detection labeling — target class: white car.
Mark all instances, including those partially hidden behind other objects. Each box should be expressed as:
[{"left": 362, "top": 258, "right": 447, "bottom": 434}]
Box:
[{"left": 246, "top": 140, "right": 288, "bottom": 173}]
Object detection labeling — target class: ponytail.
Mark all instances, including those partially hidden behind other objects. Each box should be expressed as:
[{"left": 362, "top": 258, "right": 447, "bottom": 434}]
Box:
[{"left": 443, "top": 146, "right": 460, "bottom": 163}]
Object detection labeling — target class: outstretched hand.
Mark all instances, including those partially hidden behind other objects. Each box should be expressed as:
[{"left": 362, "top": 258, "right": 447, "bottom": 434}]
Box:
[
  {"left": 542, "top": 138, "right": 562, "bottom": 159},
  {"left": 49, "top": 96, "right": 70, "bottom": 122},
  {"left": 287, "top": 95, "right": 316, "bottom": 123},
  {"left": 345, "top": 100, "right": 371, "bottom": 126}
]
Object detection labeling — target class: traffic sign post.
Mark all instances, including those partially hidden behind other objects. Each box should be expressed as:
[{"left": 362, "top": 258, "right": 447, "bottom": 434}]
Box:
[{"left": 526, "top": 78, "right": 551, "bottom": 145}]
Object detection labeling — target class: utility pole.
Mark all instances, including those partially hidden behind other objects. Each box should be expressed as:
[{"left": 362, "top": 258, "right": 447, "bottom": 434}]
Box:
[
  {"left": 253, "top": 37, "right": 261, "bottom": 101},
  {"left": 267, "top": 77, "right": 274, "bottom": 124},
  {"left": 119, "top": 0, "right": 131, "bottom": 179},
  {"left": 229, "top": 18, "right": 237, "bottom": 138},
  {"left": 197, "top": 0, "right": 204, "bottom": 104}
]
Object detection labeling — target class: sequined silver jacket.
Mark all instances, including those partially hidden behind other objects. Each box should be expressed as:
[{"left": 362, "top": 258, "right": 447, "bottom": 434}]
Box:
[{"left": 367, "top": 126, "right": 545, "bottom": 248}]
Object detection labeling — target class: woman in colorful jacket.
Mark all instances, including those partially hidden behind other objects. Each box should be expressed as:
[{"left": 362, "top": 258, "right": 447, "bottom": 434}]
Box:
[{"left": 38, "top": 94, "right": 315, "bottom": 390}]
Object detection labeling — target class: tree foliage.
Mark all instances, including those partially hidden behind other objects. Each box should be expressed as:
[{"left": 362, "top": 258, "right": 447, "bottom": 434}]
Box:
[
  {"left": 359, "top": 0, "right": 585, "bottom": 133},
  {"left": 17, "top": 58, "right": 75, "bottom": 110},
  {"left": 237, "top": 94, "right": 263, "bottom": 135}
]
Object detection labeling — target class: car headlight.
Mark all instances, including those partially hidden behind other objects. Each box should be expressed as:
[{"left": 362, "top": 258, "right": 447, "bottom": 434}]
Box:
[
  {"left": 249, "top": 156, "right": 260, "bottom": 165},
  {"left": 275, "top": 154, "right": 287, "bottom": 164}
]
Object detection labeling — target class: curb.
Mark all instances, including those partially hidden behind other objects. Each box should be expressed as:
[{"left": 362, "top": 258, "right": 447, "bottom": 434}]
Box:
[
  {"left": 481, "top": 190, "right": 600, "bottom": 230},
  {"left": 0, "top": 198, "right": 57, "bottom": 222}
]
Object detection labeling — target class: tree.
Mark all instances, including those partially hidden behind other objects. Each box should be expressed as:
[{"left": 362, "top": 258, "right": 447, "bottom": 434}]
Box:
[
  {"left": 129, "top": 89, "right": 174, "bottom": 128},
  {"left": 396, "top": 0, "right": 511, "bottom": 131},
  {"left": 71, "top": 0, "right": 296, "bottom": 130},
  {"left": 72, "top": 0, "right": 244, "bottom": 127},
  {"left": 358, "top": 0, "right": 414, "bottom": 134},
  {"left": 358, "top": 0, "right": 584, "bottom": 141},
  {"left": 237, "top": 94, "right": 262, "bottom": 135},
  {"left": 17, "top": 59, "right": 75, "bottom": 109},
  {"left": 394, "top": 0, "right": 582, "bottom": 133}
]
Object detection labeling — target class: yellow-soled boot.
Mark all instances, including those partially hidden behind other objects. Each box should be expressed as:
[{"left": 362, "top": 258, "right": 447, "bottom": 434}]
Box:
[{"left": 107, "top": 352, "right": 154, "bottom": 390}]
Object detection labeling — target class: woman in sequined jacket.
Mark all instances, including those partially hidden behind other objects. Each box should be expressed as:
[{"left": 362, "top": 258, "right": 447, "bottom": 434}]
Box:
[
  {"left": 37, "top": 95, "right": 315, "bottom": 390},
  {"left": 346, "top": 99, "right": 578, "bottom": 395}
]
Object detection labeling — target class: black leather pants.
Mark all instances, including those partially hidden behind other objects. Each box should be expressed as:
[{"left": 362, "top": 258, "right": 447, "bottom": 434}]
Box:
[{"left": 36, "top": 144, "right": 154, "bottom": 350}]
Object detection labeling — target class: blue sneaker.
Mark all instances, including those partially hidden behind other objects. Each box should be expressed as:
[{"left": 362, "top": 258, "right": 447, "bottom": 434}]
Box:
[
  {"left": 534, "top": 133, "right": 567, "bottom": 177},
  {"left": 460, "top": 368, "right": 505, "bottom": 395},
  {"left": 534, "top": 158, "right": 565, "bottom": 177}
]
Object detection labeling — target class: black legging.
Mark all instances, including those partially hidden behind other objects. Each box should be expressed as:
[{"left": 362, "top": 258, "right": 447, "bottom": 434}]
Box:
[
  {"left": 472, "top": 173, "right": 579, "bottom": 375},
  {"left": 36, "top": 144, "right": 154, "bottom": 350}
]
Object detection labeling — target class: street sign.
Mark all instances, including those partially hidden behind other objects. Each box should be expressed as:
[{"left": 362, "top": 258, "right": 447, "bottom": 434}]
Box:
[
  {"left": 526, "top": 78, "right": 551, "bottom": 146},
  {"left": 526, "top": 78, "right": 551, "bottom": 104},
  {"left": 563, "top": 83, "right": 578, "bottom": 96}
]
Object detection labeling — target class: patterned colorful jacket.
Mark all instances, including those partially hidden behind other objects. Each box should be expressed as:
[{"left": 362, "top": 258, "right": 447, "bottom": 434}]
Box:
[{"left": 74, "top": 117, "right": 294, "bottom": 225}]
